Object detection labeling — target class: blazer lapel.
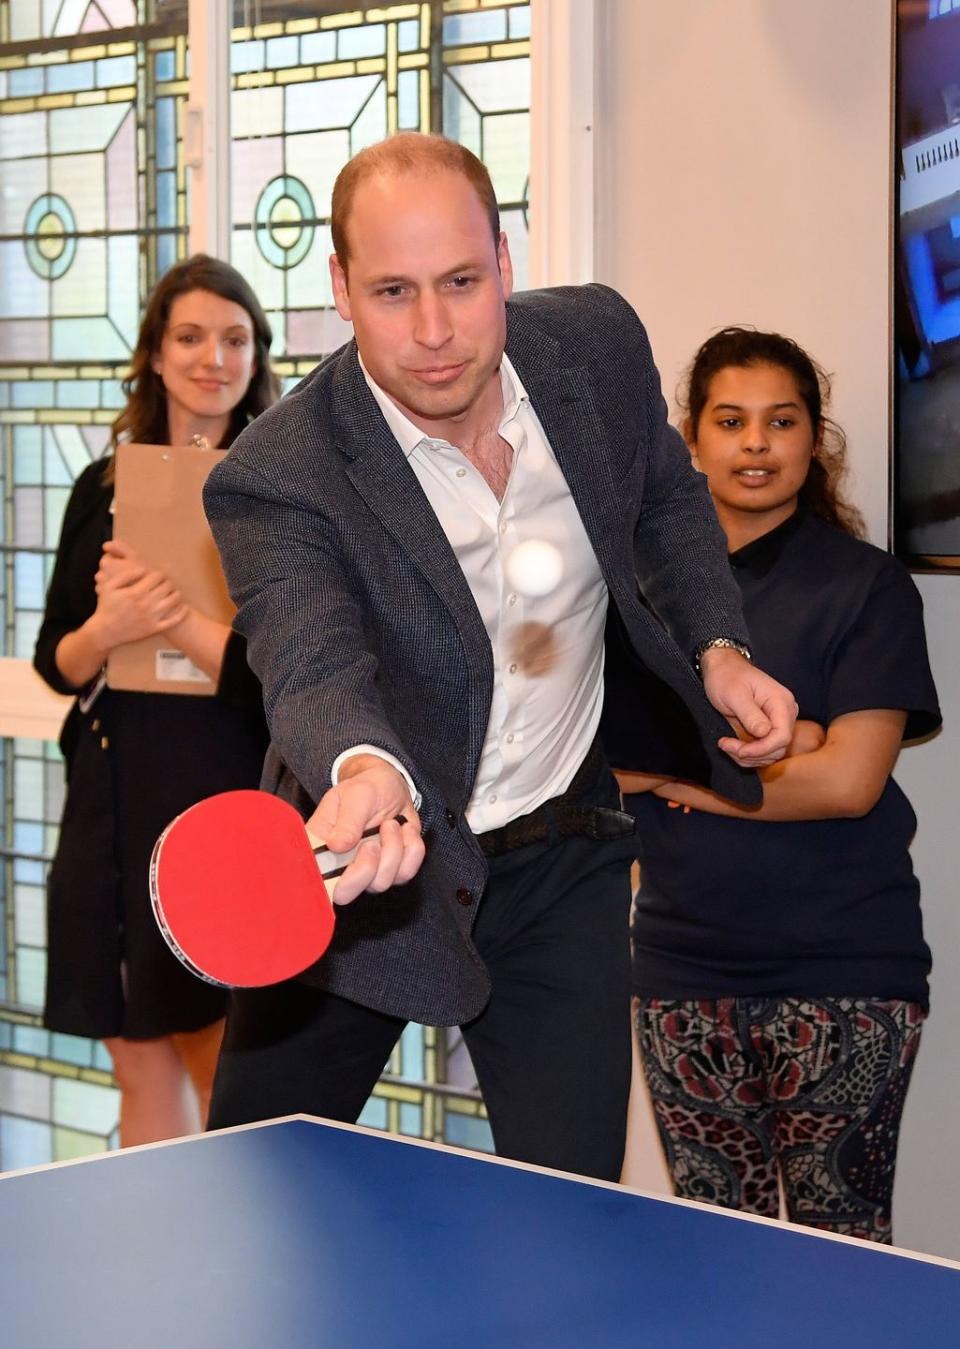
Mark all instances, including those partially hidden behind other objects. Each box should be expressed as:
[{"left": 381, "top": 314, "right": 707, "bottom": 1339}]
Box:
[
  {"left": 330, "top": 350, "right": 495, "bottom": 770},
  {"left": 506, "top": 315, "right": 624, "bottom": 582}
]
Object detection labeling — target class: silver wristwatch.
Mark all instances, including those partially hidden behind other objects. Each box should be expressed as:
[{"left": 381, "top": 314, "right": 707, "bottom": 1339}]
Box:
[{"left": 693, "top": 636, "right": 752, "bottom": 678}]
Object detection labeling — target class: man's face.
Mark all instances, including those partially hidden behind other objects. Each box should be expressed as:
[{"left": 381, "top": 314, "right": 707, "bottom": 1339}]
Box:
[{"left": 330, "top": 168, "right": 513, "bottom": 433}]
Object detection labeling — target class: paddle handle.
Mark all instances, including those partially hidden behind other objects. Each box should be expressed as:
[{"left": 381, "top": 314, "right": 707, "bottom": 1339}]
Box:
[{"left": 307, "top": 816, "right": 408, "bottom": 896}]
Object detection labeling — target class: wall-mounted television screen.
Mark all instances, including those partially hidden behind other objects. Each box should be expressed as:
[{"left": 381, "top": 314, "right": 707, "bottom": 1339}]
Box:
[{"left": 895, "top": 0, "right": 960, "bottom": 567}]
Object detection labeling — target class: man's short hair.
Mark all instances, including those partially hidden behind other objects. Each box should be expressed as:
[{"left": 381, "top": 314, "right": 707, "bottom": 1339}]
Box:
[{"left": 331, "top": 132, "right": 501, "bottom": 271}]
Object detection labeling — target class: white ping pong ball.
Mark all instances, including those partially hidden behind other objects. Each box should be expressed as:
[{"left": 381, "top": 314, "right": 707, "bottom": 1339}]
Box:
[{"left": 504, "top": 539, "right": 564, "bottom": 598}]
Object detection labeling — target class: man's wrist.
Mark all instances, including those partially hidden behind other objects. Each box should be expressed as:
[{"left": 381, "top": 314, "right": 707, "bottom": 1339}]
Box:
[
  {"left": 337, "top": 752, "right": 401, "bottom": 782},
  {"left": 694, "top": 636, "right": 752, "bottom": 679},
  {"left": 332, "top": 746, "right": 422, "bottom": 809}
]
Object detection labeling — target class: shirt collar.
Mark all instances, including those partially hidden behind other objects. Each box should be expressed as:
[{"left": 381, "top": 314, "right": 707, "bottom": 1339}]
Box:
[
  {"left": 359, "top": 352, "right": 528, "bottom": 459},
  {"left": 728, "top": 507, "right": 806, "bottom": 577}
]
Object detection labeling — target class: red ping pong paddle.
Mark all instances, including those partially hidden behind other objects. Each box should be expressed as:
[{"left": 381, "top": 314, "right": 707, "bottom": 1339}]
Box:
[{"left": 150, "top": 789, "right": 383, "bottom": 988}]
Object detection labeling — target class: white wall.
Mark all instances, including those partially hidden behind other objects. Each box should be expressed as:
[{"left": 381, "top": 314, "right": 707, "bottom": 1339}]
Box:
[{"left": 597, "top": 0, "right": 960, "bottom": 1259}]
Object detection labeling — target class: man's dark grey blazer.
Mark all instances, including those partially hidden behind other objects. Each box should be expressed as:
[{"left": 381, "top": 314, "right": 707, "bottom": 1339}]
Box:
[{"left": 204, "top": 283, "right": 757, "bottom": 1028}]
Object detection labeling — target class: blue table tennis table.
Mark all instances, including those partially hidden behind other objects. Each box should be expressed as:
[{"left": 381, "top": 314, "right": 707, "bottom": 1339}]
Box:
[{"left": 2, "top": 1115, "right": 958, "bottom": 1347}]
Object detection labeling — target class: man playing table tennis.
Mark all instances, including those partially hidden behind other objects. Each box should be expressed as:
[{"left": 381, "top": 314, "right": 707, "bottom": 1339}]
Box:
[{"left": 203, "top": 133, "right": 796, "bottom": 1181}]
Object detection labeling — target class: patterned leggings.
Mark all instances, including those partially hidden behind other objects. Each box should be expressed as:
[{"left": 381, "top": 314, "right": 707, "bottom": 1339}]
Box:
[{"left": 635, "top": 997, "right": 924, "bottom": 1243}]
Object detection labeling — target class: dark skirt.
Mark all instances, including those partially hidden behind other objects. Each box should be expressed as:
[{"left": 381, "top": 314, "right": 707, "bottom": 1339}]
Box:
[{"left": 44, "top": 688, "right": 268, "bottom": 1040}]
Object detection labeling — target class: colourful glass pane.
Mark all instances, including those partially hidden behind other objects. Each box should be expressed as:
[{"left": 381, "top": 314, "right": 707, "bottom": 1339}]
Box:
[
  {"left": 0, "top": 1113, "right": 51, "bottom": 1170},
  {"left": 0, "top": 0, "right": 529, "bottom": 1164},
  {"left": 1, "top": 0, "right": 138, "bottom": 41},
  {"left": 1, "top": 5, "right": 188, "bottom": 1166}
]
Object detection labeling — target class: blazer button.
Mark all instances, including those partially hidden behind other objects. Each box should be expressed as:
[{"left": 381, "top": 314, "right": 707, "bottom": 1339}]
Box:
[
  {"left": 445, "top": 808, "right": 457, "bottom": 828},
  {"left": 456, "top": 887, "right": 474, "bottom": 907}
]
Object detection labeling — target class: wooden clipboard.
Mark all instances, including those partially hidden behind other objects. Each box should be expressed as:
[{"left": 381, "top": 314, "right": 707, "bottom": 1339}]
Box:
[{"left": 106, "top": 442, "right": 234, "bottom": 696}]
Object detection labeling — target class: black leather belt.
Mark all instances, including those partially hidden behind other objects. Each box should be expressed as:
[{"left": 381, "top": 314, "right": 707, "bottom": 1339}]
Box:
[{"left": 476, "top": 740, "right": 636, "bottom": 858}]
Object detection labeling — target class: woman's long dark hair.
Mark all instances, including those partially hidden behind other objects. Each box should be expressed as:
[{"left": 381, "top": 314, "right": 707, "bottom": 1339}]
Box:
[
  {"left": 679, "top": 327, "right": 865, "bottom": 539},
  {"left": 108, "top": 254, "right": 280, "bottom": 473}
]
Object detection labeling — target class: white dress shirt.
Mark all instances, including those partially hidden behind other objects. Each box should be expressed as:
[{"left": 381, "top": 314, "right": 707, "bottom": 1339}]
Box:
[{"left": 335, "top": 354, "right": 608, "bottom": 834}]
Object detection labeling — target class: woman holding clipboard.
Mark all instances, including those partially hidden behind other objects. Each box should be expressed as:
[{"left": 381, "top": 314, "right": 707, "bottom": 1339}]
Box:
[{"left": 34, "top": 256, "right": 279, "bottom": 1146}]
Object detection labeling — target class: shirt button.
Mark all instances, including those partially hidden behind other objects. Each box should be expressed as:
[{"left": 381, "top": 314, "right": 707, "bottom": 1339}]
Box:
[
  {"left": 488, "top": 793, "right": 497, "bottom": 804},
  {"left": 508, "top": 662, "right": 517, "bottom": 674},
  {"left": 444, "top": 808, "right": 456, "bottom": 828},
  {"left": 499, "top": 522, "right": 507, "bottom": 534},
  {"left": 456, "top": 468, "right": 466, "bottom": 478},
  {"left": 508, "top": 593, "right": 517, "bottom": 606},
  {"left": 456, "top": 887, "right": 475, "bottom": 907},
  {"left": 505, "top": 734, "right": 515, "bottom": 744}
]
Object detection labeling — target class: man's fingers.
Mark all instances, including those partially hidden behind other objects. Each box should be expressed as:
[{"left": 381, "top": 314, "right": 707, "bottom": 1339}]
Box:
[
  {"left": 311, "top": 782, "right": 387, "bottom": 855},
  {"left": 330, "top": 823, "right": 418, "bottom": 904},
  {"left": 320, "top": 811, "right": 424, "bottom": 904},
  {"left": 330, "top": 840, "right": 381, "bottom": 905},
  {"left": 310, "top": 789, "right": 349, "bottom": 854},
  {"left": 307, "top": 764, "right": 424, "bottom": 903},
  {"left": 366, "top": 818, "right": 406, "bottom": 893},
  {"left": 718, "top": 733, "right": 788, "bottom": 765},
  {"left": 739, "top": 710, "right": 772, "bottom": 739},
  {"left": 393, "top": 815, "right": 426, "bottom": 886}
]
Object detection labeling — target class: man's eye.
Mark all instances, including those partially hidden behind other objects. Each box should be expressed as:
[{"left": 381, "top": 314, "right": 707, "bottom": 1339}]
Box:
[
  {"left": 450, "top": 275, "right": 474, "bottom": 288},
  {"left": 379, "top": 285, "right": 405, "bottom": 298}
]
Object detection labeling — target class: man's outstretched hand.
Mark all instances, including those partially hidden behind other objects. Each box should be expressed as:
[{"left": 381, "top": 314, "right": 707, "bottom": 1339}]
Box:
[
  {"left": 700, "top": 647, "right": 798, "bottom": 768},
  {"left": 307, "top": 755, "right": 426, "bottom": 904}
]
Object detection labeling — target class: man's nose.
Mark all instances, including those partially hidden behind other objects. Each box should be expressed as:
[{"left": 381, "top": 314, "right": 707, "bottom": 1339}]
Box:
[{"left": 413, "top": 294, "right": 453, "bottom": 349}]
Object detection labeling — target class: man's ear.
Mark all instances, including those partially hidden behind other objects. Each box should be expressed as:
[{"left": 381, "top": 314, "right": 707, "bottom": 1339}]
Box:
[
  {"left": 496, "top": 231, "right": 514, "bottom": 300},
  {"left": 330, "top": 253, "right": 352, "bottom": 322}
]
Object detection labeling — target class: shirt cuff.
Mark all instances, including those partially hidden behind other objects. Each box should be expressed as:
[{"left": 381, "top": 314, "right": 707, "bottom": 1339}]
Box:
[{"left": 330, "top": 745, "right": 422, "bottom": 811}]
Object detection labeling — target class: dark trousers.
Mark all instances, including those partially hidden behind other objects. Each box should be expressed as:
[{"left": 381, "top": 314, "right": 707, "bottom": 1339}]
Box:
[{"left": 208, "top": 814, "right": 634, "bottom": 1181}]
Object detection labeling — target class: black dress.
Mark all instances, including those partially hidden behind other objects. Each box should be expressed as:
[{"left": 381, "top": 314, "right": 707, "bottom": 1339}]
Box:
[{"left": 34, "top": 458, "right": 271, "bottom": 1039}]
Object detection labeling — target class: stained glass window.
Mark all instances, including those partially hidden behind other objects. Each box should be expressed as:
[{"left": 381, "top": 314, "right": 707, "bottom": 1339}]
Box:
[
  {"left": 0, "top": 0, "right": 188, "bottom": 1171},
  {"left": 230, "top": 0, "right": 529, "bottom": 386},
  {"left": 443, "top": 1, "right": 530, "bottom": 298},
  {"left": 2, "top": 0, "right": 529, "bottom": 1170}
]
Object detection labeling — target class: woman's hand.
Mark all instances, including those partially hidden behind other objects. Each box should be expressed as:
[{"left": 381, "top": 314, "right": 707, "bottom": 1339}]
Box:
[
  {"left": 787, "top": 719, "right": 826, "bottom": 757},
  {"left": 89, "top": 539, "right": 189, "bottom": 649},
  {"left": 95, "top": 539, "right": 148, "bottom": 594},
  {"left": 53, "top": 540, "right": 189, "bottom": 688},
  {"left": 99, "top": 539, "right": 234, "bottom": 683},
  {"left": 727, "top": 715, "right": 825, "bottom": 758}
]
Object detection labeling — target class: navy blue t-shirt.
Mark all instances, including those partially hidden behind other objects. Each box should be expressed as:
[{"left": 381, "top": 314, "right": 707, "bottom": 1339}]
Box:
[{"left": 628, "top": 511, "right": 941, "bottom": 1008}]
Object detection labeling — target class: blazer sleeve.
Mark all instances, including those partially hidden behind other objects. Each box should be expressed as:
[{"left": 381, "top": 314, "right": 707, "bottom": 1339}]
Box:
[
  {"left": 204, "top": 455, "right": 420, "bottom": 807},
  {"left": 33, "top": 461, "right": 106, "bottom": 694}
]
